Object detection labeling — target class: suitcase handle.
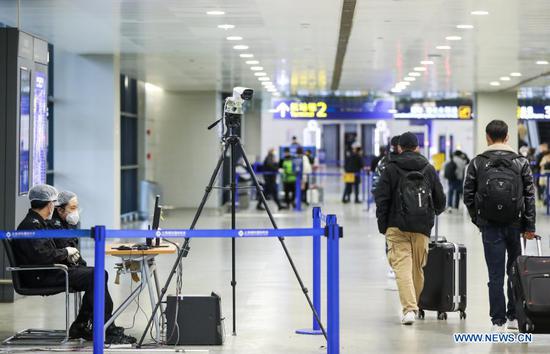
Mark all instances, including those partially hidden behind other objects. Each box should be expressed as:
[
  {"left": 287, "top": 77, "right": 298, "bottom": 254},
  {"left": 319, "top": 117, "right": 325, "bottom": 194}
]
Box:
[{"left": 520, "top": 235, "right": 543, "bottom": 256}]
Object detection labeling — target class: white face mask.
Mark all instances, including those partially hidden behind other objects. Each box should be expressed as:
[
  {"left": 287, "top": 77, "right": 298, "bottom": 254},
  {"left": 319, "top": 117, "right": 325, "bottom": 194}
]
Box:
[
  {"left": 47, "top": 203, "right": 55, "bottom": 220},
  {"left": 66, "top": 211, "right": 80, "bottom": 226}
]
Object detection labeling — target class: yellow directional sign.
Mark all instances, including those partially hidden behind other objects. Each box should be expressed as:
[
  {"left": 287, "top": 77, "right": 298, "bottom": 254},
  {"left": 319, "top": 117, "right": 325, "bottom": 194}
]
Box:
[{"left": 458, "top": 106, "right": 471, "bottom": 119}]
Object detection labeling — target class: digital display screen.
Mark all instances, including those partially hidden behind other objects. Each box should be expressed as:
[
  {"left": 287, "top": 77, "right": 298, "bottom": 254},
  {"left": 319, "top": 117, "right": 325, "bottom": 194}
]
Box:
[
  {"left": 19, "top": 68, "right": 31, "bottom": 194},
  {"left": 32, "top": 71, "right": 48, "bottom": 186}
]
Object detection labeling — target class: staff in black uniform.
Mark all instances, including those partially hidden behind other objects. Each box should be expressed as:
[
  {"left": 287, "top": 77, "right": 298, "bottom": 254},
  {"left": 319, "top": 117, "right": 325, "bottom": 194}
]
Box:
[{"left": 13, "top": 184, "right": 135, "bottom": 344}]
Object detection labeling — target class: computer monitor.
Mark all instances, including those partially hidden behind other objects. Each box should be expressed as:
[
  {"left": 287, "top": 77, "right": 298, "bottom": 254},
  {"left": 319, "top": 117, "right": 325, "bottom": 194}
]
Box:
[{"left": 146, "top": 195, "right": 162, "bottom": 247}]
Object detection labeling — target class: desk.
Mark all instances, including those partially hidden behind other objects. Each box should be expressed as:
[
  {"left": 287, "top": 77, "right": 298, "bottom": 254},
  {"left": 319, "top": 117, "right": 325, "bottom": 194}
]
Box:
[{"left": 106, "top": 243, "right": 177, "bottom": 342}]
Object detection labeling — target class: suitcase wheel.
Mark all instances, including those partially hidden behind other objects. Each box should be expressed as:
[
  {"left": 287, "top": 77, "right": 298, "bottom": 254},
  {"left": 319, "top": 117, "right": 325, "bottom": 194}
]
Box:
[
  {"left": 437, "top": 312, "right": 448, "bottom": 320},
  {"left": 460, "top": 311, "right": 466, "bottom": 320},
  {"left": 418, "top": 309, "right": 425, "bottom": 320}
]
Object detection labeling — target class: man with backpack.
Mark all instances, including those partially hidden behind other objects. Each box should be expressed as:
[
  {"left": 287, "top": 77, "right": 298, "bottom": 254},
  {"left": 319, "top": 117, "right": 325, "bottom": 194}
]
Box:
[
  {"left": 374, "top": 132, "right": 446, "bottom": 325},
  {"left": 280, "top": 148, "right": 296, "bottom": 208},
  {"left": 444, "top": 150, "right": 469, "bottom": 212},
  {"left": 463, "top": 120, "right": 536, "bottom": 332}
]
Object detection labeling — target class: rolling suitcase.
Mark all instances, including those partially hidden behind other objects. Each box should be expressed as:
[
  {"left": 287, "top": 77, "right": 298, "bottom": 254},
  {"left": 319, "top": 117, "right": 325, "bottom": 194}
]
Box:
[
  {"left": 511, "top": 235, "right": 550, "bottom": 333},
  {"left": 418, "top": 217, "right": 467, "bottom": 320}
]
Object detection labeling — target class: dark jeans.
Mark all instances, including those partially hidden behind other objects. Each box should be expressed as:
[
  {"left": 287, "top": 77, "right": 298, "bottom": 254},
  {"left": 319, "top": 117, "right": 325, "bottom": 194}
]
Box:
[
  {"left": 342, "top": 181, "right": 360, "bottom": 202},
  {"left": 259, "top": 181, "right": 281, "bottom": 208},
  {"left": 447, "top": 179, "right": 463, "bottom": 209},
  {"left": 283, "top": 182, "right": 296, "bottom": 207},
  {"left": 481, "top": 225, "right": 522, "bottom": 325}
]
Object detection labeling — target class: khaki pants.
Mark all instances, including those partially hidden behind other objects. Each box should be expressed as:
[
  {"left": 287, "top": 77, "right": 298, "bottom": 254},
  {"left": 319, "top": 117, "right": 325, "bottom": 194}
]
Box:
[{"left": 386, "top": 227, "right": 429, "bottom": 314}]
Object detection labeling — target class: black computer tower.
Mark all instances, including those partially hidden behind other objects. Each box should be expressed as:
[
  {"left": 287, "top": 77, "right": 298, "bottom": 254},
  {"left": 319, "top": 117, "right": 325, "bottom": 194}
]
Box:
[{"left": 166, "top": 293, "right": 224, "bottom": 345}]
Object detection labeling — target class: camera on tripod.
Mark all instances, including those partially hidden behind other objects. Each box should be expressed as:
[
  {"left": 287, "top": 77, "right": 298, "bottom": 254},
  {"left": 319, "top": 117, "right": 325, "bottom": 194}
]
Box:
[{"left": 224, "top": 87, "right": 254, "bottom": 129}]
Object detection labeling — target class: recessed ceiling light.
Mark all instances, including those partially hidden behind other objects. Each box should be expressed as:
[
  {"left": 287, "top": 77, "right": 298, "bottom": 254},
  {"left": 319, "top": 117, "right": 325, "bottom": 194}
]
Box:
[
  {"left": 510, "top": 72, "right": 522, "bottom": 77},
  {"left": 254, "top": 72, "right": 267, "bottom": 76},
  {"left": 206, "top": 10, "right": 225, "bottom": 16},
  {"left": 404, "top": 77, "right": 416, "bottom": 81},
  {"left": 398, "top": 81, "right": 411, "bottom": 86},
  {"left": 420, "top": 60, "right": 434, "bottom": 65},
  {"left": 445, "top": 36, "right": 462, "bottom": 41},
  {"left": 233, "top": 45, "right": 249, "bottom": 50},
  {"left": 261, "top": 81, "right": 273, "bottom": 85},
  {"left": 250, "top": 66, "right": 264, "bottom": 71},
  {"left": 272, "top": 92, "right": 281, "bottom": 97},
  {"left": 490, "top": 81, "right": 501, "bottom": 86},
  {"left": 409, "top": 72, "right": 421, "bottom": 77},
  {"left": 413, "top": 67, "right": 427, "bottom": 71},
  {"left": 536, "top": 60, "right": 549, "bottom": 65},
  {"left": 258, "top": 77, "right": 270, "bottom": 81},
  {"left": 226, "top": 36, "right": 242, "bottom": 41},
  {"left": 245, "top": 60, "right": 259, "bottom": 65},
  {"left": 471, "top": 10, "right": 489, "bottom": 15},
  {"left": 218, "top": 24, "right": 235, "bottom": 30},
  {"left": 500, "top": 76, "right": 511, "bottom": 81},
  {"left": 240, "top": 53, "right": 254, "bottom": 58},
  {"left": 436, "top": 45, "right": 452, "bottom": 50},
  {"left": 456, "top": 24, "right": 474, "bottom": 29}
]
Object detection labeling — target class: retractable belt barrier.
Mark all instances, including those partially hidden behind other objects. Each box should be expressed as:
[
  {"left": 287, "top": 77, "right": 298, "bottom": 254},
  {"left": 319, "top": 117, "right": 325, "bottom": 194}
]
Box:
[{"left": 0, "top": 207, "right": 341, "bottom": 354}]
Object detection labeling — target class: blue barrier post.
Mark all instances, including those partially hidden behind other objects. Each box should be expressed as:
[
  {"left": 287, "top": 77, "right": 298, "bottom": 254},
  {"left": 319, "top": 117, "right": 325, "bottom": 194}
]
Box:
[
  {"left": 295, "top": 207, "right": 323, "bottom": 335},
  {"left": 92, "top": 226, "right": 106, "bottom": 354},
  {"left": 361, "top": 171, "right": 366, "bottom": 205},
  {"left": 295, "top": 173, "right": 302, "bottom": 211},
  {"left": 326, "top": 215, "right": 340, "bottom": 354},
  {"left": 546, "top": 174, "right": 550, "bottom": 216},
  {"left": 367, "top": 172, "right": 373, "bottom": 212}
]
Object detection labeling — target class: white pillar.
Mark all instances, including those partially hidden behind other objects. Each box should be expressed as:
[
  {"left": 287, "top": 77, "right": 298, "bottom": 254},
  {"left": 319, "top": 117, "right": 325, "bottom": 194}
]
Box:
[
  {"left": 474, "top": 92, "right": 518, "bottom": 155},
  {"left": 54, "top": 51, "right": 121, "bottom": 228}
]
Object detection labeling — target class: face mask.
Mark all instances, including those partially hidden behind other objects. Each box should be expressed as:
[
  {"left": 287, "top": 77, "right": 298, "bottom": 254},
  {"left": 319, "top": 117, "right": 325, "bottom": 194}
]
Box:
[
  {"left": 47, "top": 203, "right": 55, "bottom": 220},
  {"left": 66, "top": 211, "right": 80, "bottom": 226}
]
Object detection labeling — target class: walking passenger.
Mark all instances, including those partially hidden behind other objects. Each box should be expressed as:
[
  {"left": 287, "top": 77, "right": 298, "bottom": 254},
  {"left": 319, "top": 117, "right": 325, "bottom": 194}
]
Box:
[
  {"left": 374, "top": 132, "right": 446, "bottom": 325},
  {"left": 463, "top": 120, "right": 536, "bottom": 332}
]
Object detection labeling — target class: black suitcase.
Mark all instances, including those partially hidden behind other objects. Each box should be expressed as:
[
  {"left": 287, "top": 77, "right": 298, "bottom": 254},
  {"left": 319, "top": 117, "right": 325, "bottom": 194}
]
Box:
[
  {"left": 511, "top": 236, "right": 550, "bottom": 333},
  {"left": 418, "top": 218, "right": 467, "bottom": 320}
]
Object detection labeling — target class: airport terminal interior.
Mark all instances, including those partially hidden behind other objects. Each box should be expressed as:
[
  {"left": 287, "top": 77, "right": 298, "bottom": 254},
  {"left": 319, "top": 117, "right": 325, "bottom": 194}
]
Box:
[{"left": 2, "top": 1, "right": 550, "bottom": 353}]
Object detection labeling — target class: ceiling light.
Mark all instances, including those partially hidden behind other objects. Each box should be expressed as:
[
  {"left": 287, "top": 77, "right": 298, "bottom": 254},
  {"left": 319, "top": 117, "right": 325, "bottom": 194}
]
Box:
[
  {"left": 510, "top": 72, "right": 522, "bottom": 77},
  {"left": 436, "top": 45, "right": 451, "bottom": 50},
  {"left": 445, "top": 36, "right": 462, "bottom": 41},
  {"left": 254, "top": 72, "right": 267, "bottom": 76},
  {"left": 261, "top": 81, "right": 273, "bottom": 85},
  {"left": 250, "top": 66, "right": 264, "bottom": 71},
  {"left": 245, "top": 60, "right": 259, "bottom": 65},
  {"left": 391, "top": 88, "right": 402, "bottom": 93},
  {"left": 226, "top": 36, "right": 242, "bottom": 41},
  {"left": 398, "top": 81, "right": 410, "bottom": 86},
  {"left": 272, "top": 92, "right": 281, "bottom": 97},
  {"left": 218, "top": 24, "right": 235, "bottom": 30},
  {"left": 206, "top": 10, "right": 225, "bottom": 15},
  {"left": 404, "top": 77, "right": 416, "bottom": 81},
  {"left": 471, "top": 10, "right": 489, "bottom": 15},
  {"left": 536, "top": 60, "right": 549, "bottom": 65},
  {"left": 258, "top": 77, "right": 270, "bottom": 81},
  {"left": 456, "top": 24, "right": 474, "bottom": 29},
  {"left": 420, "top": 60, "right": 434, "bottom": 65},
  {"left": 490, "top": 81, "right": 501, "bottom": 86},
  {"left": 413, "top": 67, "right": 427, "bottom": 71},
  {"left": 240, "top": 53, "right": 254, "bottom": 58},
  {"left": 409, "top": 72, "right": 421, "bottom": 77},
  {"left": 233, "top": 45, "right": 249, "bottom": 50},
  {"left": 500, "top": 76, "right": 511, "bottom": 81}
]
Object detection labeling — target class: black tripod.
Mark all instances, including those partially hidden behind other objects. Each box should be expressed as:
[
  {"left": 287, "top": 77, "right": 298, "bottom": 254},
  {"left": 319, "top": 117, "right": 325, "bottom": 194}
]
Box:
[{"left": 137, "top": 117, "right": 326, "bottom": 348}]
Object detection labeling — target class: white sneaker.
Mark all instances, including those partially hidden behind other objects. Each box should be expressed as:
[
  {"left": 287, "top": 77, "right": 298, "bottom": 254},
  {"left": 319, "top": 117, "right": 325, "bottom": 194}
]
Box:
[
  {"left": 401, "top": 311, "right": 416, "bottom": 325},
  {"left": 507, "top": 319, "right": 519, "bottom": 331},
  {"left": 491, "top": 323, "right": 506, "bottom": 333}
]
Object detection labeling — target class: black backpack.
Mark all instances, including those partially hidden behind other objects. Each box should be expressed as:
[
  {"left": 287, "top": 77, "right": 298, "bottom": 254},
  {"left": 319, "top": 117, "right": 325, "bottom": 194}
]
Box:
[
  {"left": 476, "top": 154, "right": 523, "bottom": 224},
  {"left": 397, "top": 165, "right": 434, "bottom": 224}
]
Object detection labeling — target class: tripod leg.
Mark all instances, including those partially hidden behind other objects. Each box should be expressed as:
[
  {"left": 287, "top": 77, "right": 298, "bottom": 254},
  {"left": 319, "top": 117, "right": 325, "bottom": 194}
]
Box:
[
  {"left": 237, "top": 143, "right": 328, "bottom": 340},
  {"left": 230, "top": 138, "right": 238, "bottom": 336},
  {"left": 137, "top": 143, "right": 229, "bottom": 348}
]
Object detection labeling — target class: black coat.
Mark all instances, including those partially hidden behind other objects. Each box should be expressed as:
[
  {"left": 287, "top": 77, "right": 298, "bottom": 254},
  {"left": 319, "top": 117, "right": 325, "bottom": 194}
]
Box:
[
  {"left": 49, "top": 209, "right": 87, "bottom": 266},
  {"left": 373, "top": 151, "right": 446, "bottom": 236},
  {"left": 344, "top": 153, "right": 364, "bottom": 174},
  {"left": 463, "top": 149, "right": 536, "bottom": 232},
  {"left": 263, "top": 154, "right": 279, "bottom": 184},
  {"left": 13, "top": 209, "right": 69, "bottom": 284}
]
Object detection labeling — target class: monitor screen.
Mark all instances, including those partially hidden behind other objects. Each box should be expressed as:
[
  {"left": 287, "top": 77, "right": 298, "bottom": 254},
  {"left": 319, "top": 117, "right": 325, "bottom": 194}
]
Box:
[
  {"left": 18, "top": 68, "right": 31, "bottom": 194},
  {"left": 32, "top": 71, "right": 48, "bottom": 186}
]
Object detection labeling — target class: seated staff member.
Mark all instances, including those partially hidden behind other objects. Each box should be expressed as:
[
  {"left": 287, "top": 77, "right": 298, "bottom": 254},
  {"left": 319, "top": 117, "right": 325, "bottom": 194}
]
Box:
[
  {"left": 13, "top": 184, "right": 135, "bottom": 344},
  {"left": 50, "top": 190, "right": 86, "bottom": 266}
]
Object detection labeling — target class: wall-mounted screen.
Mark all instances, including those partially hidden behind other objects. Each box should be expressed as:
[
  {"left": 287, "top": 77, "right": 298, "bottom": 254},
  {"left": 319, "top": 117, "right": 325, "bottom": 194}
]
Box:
[
  {"left": 19, "top": 68, "right": 31, "bottom": 194},
  {"left": 32, "top": 71, "right": 48, "bottom": 186}
]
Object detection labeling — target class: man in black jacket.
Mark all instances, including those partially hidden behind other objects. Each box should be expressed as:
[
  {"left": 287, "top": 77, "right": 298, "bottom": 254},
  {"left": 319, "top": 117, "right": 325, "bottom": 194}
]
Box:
[
  {"left": 374, "top": 132, "right": 446, "bottom": 325},
  {"left": 463, "top": 120, "right": 536, "bottom": 332},
  {"left": 342, "top": 146, "right": 364, "bottom": 203},
  {"left": 13, "top": 184, "right": 135, "bottom": 344}
]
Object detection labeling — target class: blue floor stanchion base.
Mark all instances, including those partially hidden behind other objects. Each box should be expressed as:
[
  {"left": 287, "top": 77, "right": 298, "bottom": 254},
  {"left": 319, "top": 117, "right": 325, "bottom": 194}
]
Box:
[{"left": 295, "top": 328, "right": 324, "bottom": 335}]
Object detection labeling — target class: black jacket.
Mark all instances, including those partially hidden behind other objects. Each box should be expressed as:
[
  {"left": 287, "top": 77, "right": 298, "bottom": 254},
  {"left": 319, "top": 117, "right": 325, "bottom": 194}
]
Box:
[
  {"left": 463, "top": 149, "right": 536, "bottom": 232},
  {"left": 344, "top": 153, "right": 364, "bottom": 174},
  {"left": 13, "top": 209, "right": 69, "bottom": 284},
  {"left": 374, "top": 151, "right": 446, "bottom": 236},
  {"left": 263, "top": 154, "right": 279, "bottom": 184},
  {"left": 49, "top": 209, "right": 87, "bottom": 266}
]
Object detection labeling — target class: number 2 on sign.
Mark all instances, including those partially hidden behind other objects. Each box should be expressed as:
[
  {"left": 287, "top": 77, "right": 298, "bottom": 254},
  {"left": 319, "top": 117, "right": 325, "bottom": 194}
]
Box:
[{"left": 317, "top": 102, "right": 328, "bottom": 118}]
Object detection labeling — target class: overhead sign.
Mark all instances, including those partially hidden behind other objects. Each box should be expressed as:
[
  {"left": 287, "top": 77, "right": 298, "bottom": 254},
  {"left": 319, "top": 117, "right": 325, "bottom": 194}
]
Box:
[
  {"left": 517, "top": 105, "right": 550, "bottom": 120},
  {"left": 272, "top": 97, "right": 394, "bottom": 120},
  {"left": 394, "top": 99, "right": 473, "bottom": 120}
]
